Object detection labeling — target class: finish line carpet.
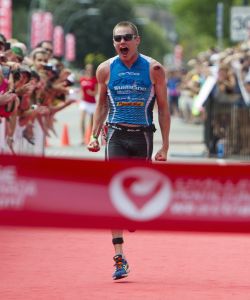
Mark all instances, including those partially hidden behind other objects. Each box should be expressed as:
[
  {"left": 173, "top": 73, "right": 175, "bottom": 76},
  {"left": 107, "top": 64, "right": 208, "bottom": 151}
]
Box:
[{"left": 1, "top": 227, "right": 250, "bottom": 299}]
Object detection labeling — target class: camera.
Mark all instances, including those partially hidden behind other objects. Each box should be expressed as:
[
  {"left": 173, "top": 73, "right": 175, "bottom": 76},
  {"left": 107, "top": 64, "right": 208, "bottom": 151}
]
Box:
[
  {"left": 44, "top": 64, "right": 53, "bottom": 71},
  {"left": 12, "top": 67, "right": 32, "bottom": 82},
  {"left": 64, "top": 79, "right": 74, "bottom": 87},
  {"left": 5, "top": 42, "right": 11, "bottom": 51},
  {"left": 65, "top": 73, "right": 75, "bottom": 87}
]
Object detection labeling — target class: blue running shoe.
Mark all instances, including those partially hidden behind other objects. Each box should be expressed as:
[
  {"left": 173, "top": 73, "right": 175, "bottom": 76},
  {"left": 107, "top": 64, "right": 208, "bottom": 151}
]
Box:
[{"left": 112, "top": 254, "right": 130, "bottom": 280}]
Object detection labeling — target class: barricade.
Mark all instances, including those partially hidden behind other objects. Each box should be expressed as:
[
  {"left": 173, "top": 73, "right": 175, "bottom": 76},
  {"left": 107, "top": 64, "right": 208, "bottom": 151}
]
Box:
[
  {"left": 204, "top": 101, "right": 250, "bottom": 160},
  {"left": 0, "top": 118, "right": 6, "bottom": 153},
  {"left": 0, "top": 118, "right": 45, "bottom": 155},
  {"left": 0, "top": 154, "right": 250, "bottom": 233}
]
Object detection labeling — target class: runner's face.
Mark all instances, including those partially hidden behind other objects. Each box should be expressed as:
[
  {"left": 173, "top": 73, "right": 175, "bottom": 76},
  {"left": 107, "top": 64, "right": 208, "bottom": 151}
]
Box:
[{"left": 113, "top": 26, "right": 140, "bottom": 63}]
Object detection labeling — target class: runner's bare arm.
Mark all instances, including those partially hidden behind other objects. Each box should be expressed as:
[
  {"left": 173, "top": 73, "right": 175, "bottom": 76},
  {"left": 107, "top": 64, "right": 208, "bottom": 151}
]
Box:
[
  {"left": 151, "top": 61, "right": 170, "bottom": 161},
  {"left": 87, "top": 61, "right": 110, "bottom": 152}
]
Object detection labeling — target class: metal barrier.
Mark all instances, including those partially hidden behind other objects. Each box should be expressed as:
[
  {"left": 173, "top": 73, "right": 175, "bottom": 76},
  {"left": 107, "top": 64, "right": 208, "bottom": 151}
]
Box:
[{"left": 204, "top": 101, "right": 250, "bottom": 160}]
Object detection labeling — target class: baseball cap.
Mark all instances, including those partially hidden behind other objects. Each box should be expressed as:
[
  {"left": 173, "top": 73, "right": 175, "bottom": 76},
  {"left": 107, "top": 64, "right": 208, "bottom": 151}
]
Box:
[{"left": 11, "top": 46, "right": 24, "bottom": 59}]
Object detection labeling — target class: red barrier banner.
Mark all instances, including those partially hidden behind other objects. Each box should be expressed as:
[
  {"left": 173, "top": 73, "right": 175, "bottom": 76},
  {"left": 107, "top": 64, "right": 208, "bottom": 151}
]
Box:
[{"left": 0, "top": 154, "right": 250, "bottom": 233}]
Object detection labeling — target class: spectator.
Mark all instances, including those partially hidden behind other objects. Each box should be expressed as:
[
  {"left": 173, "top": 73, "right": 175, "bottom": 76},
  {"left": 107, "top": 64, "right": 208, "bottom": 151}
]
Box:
[
  {"left": 37, "top": 40, "right": 54, "bottom": 60},
  {"left": 167, "top": 68, "right": 181, "bottom": 116},
  {"left": 79, "top": 63, "right": 98, "bottom": 144},
  {"left": 0, "top": 34, "right": 76, "bottom": 154}
]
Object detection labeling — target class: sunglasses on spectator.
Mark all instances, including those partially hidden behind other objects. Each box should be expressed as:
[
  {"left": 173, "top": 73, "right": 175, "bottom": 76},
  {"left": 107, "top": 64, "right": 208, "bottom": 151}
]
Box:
[{"left": 113, "top": 34, "right": 137, "bottom": 42}]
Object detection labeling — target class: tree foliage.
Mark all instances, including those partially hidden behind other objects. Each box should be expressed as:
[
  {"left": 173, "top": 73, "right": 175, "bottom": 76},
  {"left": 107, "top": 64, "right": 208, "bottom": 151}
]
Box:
[
  {"left": 169, "top": 0, "right": 248, "bottom": 59},
  {"left": 12, "top": 0, "right": 250, "bottom": 65},
  {"left": 139, "top": 21, "right": 170, "bottom": 62},
  {"left": 51, "top": 0, "right": 171, "bottom": 66},
  {"left": 84, "top": 53, "right": 106, "bottom": 71},
  {"left": 11, "top": 0, "right": 172, "bottom": 67},
  {"left": 12, "top": 0, "right": 31, "bottom": 44}
]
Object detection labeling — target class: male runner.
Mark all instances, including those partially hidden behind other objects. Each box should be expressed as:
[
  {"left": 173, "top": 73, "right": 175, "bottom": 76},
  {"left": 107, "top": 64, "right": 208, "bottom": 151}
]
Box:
[{"left": 87, "top": 21, "right": 170, "bottom": 280}]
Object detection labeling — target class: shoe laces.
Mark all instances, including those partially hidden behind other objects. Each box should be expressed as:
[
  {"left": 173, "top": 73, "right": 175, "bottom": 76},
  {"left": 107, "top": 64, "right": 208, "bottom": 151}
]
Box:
[{"left": 113, "top": 255, "right": 125, "bottom": 270}]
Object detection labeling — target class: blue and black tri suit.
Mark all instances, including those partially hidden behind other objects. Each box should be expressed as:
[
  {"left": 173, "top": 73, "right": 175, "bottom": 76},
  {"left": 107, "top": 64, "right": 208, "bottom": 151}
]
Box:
[{"left": 105, "top": 54, "right": 156, "bottom": 161}]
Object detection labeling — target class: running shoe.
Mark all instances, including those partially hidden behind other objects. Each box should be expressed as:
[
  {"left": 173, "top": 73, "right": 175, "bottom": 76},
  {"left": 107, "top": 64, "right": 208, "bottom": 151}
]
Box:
[{"left": 112, "top": 254, "right": 130, "bottom": 280}]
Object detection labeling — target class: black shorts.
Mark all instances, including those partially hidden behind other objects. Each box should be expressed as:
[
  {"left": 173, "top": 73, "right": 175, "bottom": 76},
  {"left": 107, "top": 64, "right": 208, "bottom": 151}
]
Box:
[{"left": 105, "top": 123, "right": 155, "bottom": 161}]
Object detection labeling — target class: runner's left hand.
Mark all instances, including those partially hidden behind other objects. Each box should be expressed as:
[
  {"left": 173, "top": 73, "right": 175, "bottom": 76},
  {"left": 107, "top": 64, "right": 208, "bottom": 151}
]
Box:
[{"left": 154, "top": 147, "right": 167, "bottom": 161}]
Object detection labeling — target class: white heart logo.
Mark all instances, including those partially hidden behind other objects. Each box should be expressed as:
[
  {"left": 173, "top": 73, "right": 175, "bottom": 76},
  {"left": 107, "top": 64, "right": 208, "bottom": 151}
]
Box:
[{"left": 109, "top": 167, "right": 172, "bottom": 221}]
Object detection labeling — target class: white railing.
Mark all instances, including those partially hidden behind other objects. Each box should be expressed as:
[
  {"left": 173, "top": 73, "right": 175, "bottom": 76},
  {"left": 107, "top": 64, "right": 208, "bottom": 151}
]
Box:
[{"left": 0, "top": 118, "right": 45, "bottom": 156}]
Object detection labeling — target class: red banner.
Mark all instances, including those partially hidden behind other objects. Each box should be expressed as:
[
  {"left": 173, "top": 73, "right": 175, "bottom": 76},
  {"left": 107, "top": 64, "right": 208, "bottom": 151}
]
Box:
[
  {"left": 43, "top": 12, "right": 53, "bottom": 41},
  {"left": 0, "top": 154, "right": 250, "bottom": 233},
  {"left": 31, "top": 11, "right": 43, "bottom": 49},
  {"left": 53, "top": 26, "right": 64, "bottom": 57},
  {"left": 31, "top": 11, "right": 54, "bottom": 49},
  {"left": 0, "top": 0, "right": 12, "bottom": 39},
  {"left": 65, "top": 33, "right": 76, "bottom": 62}
]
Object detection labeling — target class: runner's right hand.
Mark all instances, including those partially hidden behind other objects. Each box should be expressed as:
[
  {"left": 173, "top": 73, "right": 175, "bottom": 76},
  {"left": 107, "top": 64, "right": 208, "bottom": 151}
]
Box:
[{"left": 87, "top": 137, "right": 100, "bottom": 152}]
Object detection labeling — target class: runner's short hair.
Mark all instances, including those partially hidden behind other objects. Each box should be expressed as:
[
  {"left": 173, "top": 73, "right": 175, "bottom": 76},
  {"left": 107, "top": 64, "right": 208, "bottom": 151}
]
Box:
[{"left": 113, "top": 21, "right": 139, "bottom": 36}]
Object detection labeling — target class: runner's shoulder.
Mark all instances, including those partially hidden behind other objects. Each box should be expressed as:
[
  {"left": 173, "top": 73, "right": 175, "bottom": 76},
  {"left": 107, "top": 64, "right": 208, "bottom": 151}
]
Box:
[
  {"left": 96, "top": 60, "right": 110, "bottom": 83},
  {"left": 150, "top": 59, "right": 165, "bottom": 72},
  {"left": 150, "top": 59, "right": 166, "bottom": 82}
]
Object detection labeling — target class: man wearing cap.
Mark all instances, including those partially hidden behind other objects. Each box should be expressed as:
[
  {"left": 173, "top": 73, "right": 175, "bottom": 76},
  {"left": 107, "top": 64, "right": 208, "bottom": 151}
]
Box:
[{"left": 7, "top": 46, "right": 24, "bottom": 63}]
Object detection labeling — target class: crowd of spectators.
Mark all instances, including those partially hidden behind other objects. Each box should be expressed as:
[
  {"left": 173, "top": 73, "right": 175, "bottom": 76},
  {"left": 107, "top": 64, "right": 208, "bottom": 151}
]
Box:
[
  {"left": 2, "top": 30, "right": 250, "bottom": 158},
  {"left": 166, "top": 39, "right": 250, "bottom": 158},
  {"left": 0, "top": 33, "right": 75, "bottom": 154}
]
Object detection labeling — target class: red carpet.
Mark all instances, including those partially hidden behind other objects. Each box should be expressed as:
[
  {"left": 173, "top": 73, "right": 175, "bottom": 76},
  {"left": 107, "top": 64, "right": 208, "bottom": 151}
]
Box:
[{"left": 1, "top": 227, "right": 250, "bottom": 299}]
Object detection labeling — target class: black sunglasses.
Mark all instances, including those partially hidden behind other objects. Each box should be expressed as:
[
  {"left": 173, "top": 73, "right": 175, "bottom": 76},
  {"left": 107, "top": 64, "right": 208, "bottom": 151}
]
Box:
[{"left": 113, "top": 34, "right": 136, "bottom": 42}]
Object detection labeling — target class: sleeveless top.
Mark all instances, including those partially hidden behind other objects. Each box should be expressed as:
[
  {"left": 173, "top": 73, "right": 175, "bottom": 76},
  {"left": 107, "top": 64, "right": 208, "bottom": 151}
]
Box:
[{"left": 107, "top": 54, "right": 155, "bottom": 126}]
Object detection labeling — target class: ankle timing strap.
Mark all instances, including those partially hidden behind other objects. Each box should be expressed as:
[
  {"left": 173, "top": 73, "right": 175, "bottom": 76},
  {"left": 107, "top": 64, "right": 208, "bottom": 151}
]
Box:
[{"left": 112, "top": 237, "right": 124, "bottom": 245}]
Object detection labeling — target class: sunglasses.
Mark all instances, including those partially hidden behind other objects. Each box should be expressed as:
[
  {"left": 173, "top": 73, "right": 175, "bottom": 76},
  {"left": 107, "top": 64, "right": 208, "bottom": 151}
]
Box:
[{"left": 113, "top": 34, "right": 136, "bottom": 42}]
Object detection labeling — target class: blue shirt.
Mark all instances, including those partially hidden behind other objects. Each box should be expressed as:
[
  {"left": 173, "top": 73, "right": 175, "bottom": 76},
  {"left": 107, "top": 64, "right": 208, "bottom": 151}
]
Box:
[{"left": 107, "top": 54, "right": 156, "bottom": 126}]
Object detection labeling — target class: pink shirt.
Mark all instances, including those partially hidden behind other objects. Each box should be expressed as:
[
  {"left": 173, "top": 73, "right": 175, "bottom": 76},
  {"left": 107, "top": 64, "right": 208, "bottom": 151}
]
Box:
[
  {"left": 0, "top": 78, "right": 12, "bottom": 118},
  {"left": 0, "top": 78, "right": 8, "bottom": 94}
]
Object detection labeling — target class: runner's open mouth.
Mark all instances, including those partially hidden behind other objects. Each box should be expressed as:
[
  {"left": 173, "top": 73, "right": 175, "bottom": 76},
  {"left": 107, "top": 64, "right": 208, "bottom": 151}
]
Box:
[{"left": 120, "top": 47, "right": 129, "bottom": 55}]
